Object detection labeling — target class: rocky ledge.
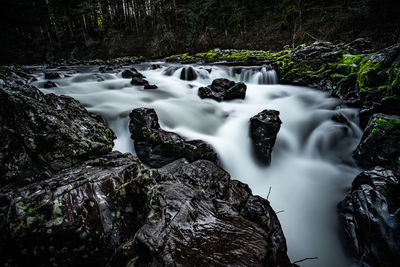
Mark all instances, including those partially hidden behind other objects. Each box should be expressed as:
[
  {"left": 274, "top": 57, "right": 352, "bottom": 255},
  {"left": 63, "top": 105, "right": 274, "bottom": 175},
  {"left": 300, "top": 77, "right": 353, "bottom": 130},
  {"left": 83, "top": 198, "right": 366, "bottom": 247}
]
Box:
[{"left": 129, "top": 108, "right": 218, "bottom": 168}]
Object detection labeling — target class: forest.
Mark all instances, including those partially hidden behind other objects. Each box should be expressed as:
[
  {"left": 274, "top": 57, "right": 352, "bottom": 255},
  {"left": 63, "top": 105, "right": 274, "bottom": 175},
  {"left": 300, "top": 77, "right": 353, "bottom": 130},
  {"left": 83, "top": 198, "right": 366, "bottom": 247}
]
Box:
[{"left": 1, "top": 0, "right": 399, "bottom": 63}]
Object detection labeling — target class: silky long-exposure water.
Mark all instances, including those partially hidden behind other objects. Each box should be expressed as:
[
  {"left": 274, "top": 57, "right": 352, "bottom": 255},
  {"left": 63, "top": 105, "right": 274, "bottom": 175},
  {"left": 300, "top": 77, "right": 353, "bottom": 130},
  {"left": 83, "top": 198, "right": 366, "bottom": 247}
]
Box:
[{"left": 34, "top": 63, "right": 362, "bottom": 266}]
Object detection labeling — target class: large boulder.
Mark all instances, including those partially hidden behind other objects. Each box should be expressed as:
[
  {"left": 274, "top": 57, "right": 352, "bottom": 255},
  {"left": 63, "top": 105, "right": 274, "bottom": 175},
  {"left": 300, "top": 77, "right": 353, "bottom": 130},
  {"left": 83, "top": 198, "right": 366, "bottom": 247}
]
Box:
[
  {"left": 1, "top": 153, "right": 291, "bottom": 267},
  {"left": 353, "top": 113, "right": 400, "bottom": 171},
  {"left": 0, "top": 81, "right": 115, "bottom": 185},
  {"left": 198, "top": 78, "right": 247, "bottom": 102},
  {"left": 249, "top": 110, "right": 282, "bottom": 165},
  {"left": 112, "top": 159, "right": 292, "bottom": 267},
  {"left": 0, "top": 152, "right": 143, "bottom": 266},
  {"left": 337, "top": 167, "right": 400, "bottom": 267},
  {"left": 129, "top": 108, "right": 217, "bottom": 168}
]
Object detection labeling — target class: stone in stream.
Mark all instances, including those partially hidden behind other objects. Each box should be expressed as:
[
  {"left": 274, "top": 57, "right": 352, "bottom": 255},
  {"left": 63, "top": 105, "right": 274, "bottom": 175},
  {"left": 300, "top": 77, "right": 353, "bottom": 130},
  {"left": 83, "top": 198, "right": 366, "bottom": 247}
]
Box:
[
  {"left": 126, "top": 67, "right": 150, "bottom": 86},
  {"left": 44, "top": 72, "right": 61, "bottom": 79},
  {"left": 129, "top": 108, "right": 218, "bottom": 168},
  {"left": 249, "top": 109, "right": 282, "bottom": 165},
  {"left": 337, "top": 166, "right": 400, "bottom": 267},
  {"left": 0, "top": 79, "right": 115, "bottom": 185},
  {"left": 121, "top": 68, "right": 144, "bottom": 79},
  {"left": 144, "top": 84, "right": 158, "bottom": 89},
  {"left": 353, "top": 113, "right": 400, "bottom": 171},
  {"left": 0, "top": 153, "right": 291, "bottom": 266},
  {"left": 43, "top": 80, "right": 57, "bottom": 88},
  {"left": 198, "top": 78, "right": 247, "bottom": 101},
  {"left": 180, "top": 66, "right": 197, "bottom": 81}
]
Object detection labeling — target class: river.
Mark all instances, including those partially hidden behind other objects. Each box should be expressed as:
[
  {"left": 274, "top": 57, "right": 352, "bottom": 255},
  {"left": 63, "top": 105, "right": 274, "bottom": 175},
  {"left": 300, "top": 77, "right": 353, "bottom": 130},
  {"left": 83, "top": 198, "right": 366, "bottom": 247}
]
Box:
[{"left": 34, "top": 62, "right": 362, "bottom": 267}]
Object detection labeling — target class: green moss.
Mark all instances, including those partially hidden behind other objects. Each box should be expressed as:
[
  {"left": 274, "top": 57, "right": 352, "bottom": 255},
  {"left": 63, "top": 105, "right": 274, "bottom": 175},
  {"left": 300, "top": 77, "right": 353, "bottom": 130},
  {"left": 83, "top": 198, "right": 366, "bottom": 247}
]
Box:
[
  {"left": 375, "top": 119, "right": 400, "bottom": 131},
  {"left": 149, "top": 134, "right": 156, "bottom": 141}
]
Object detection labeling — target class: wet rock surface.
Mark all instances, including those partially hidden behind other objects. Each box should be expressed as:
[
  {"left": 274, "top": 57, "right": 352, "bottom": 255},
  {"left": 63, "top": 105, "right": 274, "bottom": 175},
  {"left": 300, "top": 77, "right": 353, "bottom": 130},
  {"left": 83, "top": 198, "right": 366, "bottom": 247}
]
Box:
[
  {"left": 338, "top": 167, "right": 400, "bottom": 267},
  {"left": 250, "top": 110, "right": 282, "bottom": 165},
  {"left": 129, "top": 108, "right": 218, "bottom": 168},
  {"left": 0, "top": 74, "right": 115, "bottom": 185},
  {"left": 0, "top": 152, "right": 143, "bottom": 266},
  {"left": 180, "top": 66, "right": 197, "bottom": 81},
  {"left": 0, "top": 152, "right": 291, "bottom": 266},
  {"left": 198, "top": 78, "right": 247, "bottom": 102},
  {"left": 353, "top": 113, "right": 400, "bottom": 171},
  {"left": 113, "top": 159, "right": 291, "bottom": 267}
]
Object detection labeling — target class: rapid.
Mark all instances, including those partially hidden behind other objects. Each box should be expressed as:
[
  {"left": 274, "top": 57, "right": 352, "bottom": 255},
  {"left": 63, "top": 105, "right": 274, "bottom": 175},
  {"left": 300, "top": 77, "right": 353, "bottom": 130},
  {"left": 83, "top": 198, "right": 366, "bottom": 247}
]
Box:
[{"left": 34, "top": 63, "right": 362, "bottom": 267}]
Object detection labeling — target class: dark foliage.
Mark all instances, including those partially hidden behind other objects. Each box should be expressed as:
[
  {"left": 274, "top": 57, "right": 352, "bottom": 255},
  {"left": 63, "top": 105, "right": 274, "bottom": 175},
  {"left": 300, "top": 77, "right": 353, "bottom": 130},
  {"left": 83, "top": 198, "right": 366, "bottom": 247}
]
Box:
[{"left": 0, "top": 0, "right": 399, "bottom": 63}]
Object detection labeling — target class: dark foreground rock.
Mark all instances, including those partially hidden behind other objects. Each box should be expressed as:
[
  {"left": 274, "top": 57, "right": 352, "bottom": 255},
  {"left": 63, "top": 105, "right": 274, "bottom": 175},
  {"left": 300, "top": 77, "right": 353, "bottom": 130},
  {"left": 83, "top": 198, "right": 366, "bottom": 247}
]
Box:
[
  {"left": 0, "top": 152, "right": 143, "bottom": 266},
  {"left": 250, "top": 110, "right": 282, "bottom": 165},
  {"left": 353, "top": 113, "right": 400, "bottom": 171},
  {"left": 129, "top": 108, "right": 218, "bottom": 168},
  {"left": 338, "top": 167, "right": 400, "bottom": 267},
  {"left": 0, "top": 82, "right": 115, "bottom": 185},
  {"left": 198, "top": 78, "right": 247, "bottom": 101},
  {"left": 0, "top": 152, "right": 291, "bottom": 267}
]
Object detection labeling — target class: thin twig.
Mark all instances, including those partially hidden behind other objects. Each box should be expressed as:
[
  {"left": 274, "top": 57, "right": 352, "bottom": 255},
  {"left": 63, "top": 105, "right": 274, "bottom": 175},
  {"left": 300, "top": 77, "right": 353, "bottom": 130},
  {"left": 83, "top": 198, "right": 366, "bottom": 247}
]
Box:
[
  {"left": 276, "top": 210, "right": 285, "bottom": 214},
  {"left": 292, "top": 257, "right": 318, "bottom": 264},
  {"left": 267, "top": 186, "right": 272, "bottom": 200}
]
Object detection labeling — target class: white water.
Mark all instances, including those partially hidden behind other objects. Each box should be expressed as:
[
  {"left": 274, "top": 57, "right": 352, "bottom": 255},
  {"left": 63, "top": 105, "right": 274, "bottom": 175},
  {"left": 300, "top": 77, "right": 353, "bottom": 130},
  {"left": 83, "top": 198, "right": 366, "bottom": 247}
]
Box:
[{"left": 35, "top": 63, "right": 361, "bottom": 266}]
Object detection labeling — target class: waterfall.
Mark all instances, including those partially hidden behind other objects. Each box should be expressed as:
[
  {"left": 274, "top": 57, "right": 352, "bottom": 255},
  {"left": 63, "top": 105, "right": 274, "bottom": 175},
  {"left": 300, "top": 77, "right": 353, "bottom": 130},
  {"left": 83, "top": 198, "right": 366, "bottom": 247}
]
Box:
[{"left": 34, "top": 62, "right": 361, "bottom": 267}]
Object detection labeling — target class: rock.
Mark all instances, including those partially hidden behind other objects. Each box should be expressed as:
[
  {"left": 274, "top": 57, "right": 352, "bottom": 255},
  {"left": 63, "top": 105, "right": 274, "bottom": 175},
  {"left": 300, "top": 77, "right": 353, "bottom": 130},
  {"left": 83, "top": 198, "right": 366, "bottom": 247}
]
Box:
[
  {"left": 0, "top": 81, "right": 115, "bottom": 185},
  {"left": 337, "top": 167, "right": 400, "bottom": 267},
  {"left": 198, "top": 78, "right": 247, "bottom": 102},
  {"left": 44, "top": 72, "right": 60, "bottom": 79},
  {"left": 113, "top": 159, "right": 292, "bottom": 267},
  {"left": 131, "top": 77, "right": 149, "bottom": 86},
  {"left": 144, "top": 84, "right": 157, "bottom": 89},
  {"left": 249, "top": 110, "right": 282, "bottom": 165},
  {"left": 129, "top": 108, "right": 217, "bottom": 168},
  {"left": 331, "top": 113, "right": 350, "bottom": 125},
  {"left": 180, "top": 66, "right": 197, "bottom": 81},
  {"left": 43, "top": 81, "right": 57, "bottom": 88},
  {"left": 121, "top": 68, "right": 144, "bottom": 79},
  {"left": 353, "top": 113, "right": 400, "bottom": 171},
  {"left": 0, "top": 152, "right": 143, "bottom": 266},
  {"left": 346, "top": 38, "right": 373, "bottom": 54},
  {"left": 1, "top": 154, "right": 291, "bottom": 266},
  {"left": 150, "top": 64, "right": 161, "bottom": 70}
]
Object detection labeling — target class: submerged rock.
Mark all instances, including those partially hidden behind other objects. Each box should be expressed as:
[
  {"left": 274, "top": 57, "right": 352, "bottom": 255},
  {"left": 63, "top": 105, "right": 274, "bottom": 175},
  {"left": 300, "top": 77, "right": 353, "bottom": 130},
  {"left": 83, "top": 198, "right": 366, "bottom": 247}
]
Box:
[
  {"left": 43, "top": 81, "right": 57, "bottom": 88},
  {"left": 131, "top": 76, "right": 149, "bottom": 86},
  {"left": 144, "top": 84, "right": 157, "bottom": 89},
  {"left": 353, "top": 113, "right": 400, "bottom": 171},
  {"left": 44, "top": 72, "right": 60, "bottom": 79},
  {"left": 180, "top": 66, "right": 197, "bottom": 81},
  {"left": 129, "top": 108, "right": 217, "bottom": 168},
  {"left": 198, "top": 78, "right": 247, "bottom": 101},
  {"left": 122, "top": 68, "right": 144, "bottom": 79},
  {"left": 0, "top": 82, "right": 115, "bottom": 184},
  {"left": 338, "top": 167, "right": 400, "bottom": 267},
  {"left": 250, "top": 110, "right": 282, "bottom": 165}
]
